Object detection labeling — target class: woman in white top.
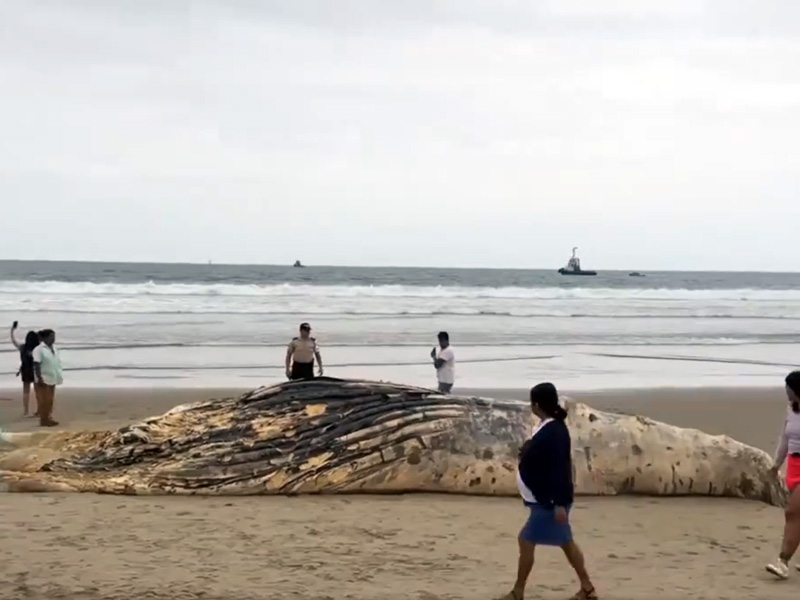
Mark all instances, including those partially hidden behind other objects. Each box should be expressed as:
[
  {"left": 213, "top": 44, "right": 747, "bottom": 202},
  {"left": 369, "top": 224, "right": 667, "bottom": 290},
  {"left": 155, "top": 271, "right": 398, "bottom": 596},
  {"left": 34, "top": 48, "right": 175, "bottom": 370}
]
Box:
[
  {"left": 501, "top": 382, "right": 597, "bottom": 600},
  {"left": 766, "top": 371, "right": 800, "bottom": 579}
]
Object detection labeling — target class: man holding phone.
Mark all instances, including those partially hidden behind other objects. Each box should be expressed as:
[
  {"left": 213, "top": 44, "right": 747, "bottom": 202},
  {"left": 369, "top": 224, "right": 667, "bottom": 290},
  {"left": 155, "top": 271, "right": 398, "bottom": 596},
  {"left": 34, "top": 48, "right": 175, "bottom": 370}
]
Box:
[{"left": 430, "top": 331, "right": 455, "bottom": 393}]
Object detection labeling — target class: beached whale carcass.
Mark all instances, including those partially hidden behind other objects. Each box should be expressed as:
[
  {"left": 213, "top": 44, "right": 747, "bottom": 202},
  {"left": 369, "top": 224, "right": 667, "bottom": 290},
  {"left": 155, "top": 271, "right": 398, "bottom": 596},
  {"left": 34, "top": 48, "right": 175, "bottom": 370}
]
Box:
[{"left": 0, "top": 378, "right": 787, "bottom": 506}]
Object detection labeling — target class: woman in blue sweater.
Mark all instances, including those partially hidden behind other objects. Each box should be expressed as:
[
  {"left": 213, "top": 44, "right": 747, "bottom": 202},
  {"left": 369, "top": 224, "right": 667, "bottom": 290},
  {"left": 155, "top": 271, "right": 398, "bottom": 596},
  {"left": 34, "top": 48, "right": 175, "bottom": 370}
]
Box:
[{"left": 500, "top": 382, "right": 597, "bottom": 600}]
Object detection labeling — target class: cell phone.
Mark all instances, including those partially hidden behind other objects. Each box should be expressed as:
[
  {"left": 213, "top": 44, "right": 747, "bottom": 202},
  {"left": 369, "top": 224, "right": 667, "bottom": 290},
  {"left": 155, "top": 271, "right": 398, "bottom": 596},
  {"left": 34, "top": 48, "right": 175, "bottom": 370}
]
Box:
[{"left": 12, "top": 321, "right": 18, "bottom": 328}]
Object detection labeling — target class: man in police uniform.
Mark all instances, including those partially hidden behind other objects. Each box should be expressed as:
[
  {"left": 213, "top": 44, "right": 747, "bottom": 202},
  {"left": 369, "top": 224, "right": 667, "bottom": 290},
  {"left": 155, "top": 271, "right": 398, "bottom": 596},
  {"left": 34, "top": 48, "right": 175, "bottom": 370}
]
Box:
[{"left": 285, "top": 322, "right": 324, "bottom": 380}]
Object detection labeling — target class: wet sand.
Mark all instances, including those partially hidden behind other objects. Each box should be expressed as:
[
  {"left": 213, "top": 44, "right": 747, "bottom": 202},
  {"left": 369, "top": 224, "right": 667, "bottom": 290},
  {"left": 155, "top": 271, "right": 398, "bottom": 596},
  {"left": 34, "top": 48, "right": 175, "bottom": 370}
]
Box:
[{"left": 0, "top": 385, "right": 795, "bottom": 599}]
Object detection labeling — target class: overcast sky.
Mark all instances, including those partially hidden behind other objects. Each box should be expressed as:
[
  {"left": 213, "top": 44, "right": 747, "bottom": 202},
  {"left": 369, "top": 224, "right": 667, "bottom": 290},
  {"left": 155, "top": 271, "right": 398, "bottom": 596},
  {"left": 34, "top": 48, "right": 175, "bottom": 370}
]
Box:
[{"left": 1, "top": 1, "right": 798, "bottom": 271}]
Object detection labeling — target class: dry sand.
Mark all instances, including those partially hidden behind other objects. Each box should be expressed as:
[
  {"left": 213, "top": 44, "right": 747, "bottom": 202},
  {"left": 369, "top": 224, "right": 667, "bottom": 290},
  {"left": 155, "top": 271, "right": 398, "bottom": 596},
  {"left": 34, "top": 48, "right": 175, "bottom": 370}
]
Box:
[{"left": 0, "top": 385, "right": 796, "bottom": 600}]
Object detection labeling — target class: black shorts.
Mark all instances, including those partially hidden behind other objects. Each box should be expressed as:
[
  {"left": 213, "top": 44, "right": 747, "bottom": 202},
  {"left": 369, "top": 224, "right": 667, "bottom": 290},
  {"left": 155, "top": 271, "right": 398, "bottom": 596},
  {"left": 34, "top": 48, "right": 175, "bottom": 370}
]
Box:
[
  {"left": 19, "top": 364, "right": 35, "bottom": 384},
  {"left": 290, "top": 361, "right": 315, "bottom": 381}
]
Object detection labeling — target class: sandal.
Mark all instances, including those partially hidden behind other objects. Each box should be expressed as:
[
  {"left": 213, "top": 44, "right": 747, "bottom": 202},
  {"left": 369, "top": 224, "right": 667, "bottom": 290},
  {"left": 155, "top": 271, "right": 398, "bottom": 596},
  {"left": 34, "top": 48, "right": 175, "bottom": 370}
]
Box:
[{"left": 568, "top": 587, "right": 598, "bottom": 600}]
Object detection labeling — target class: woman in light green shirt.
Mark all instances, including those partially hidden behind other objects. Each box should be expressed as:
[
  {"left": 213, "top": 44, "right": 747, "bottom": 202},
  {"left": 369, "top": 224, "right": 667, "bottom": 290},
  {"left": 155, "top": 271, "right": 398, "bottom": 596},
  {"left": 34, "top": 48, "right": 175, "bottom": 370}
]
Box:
[{"left": 32, "top": 328, "right": 62, "bottom": 427}]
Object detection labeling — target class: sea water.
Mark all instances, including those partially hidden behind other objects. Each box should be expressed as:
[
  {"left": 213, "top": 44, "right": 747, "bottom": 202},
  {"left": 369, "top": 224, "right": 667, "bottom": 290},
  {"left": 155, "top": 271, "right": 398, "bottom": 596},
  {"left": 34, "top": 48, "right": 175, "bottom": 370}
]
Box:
[{"left": 0, "top": 261, "right": 798, "bottom": 390}]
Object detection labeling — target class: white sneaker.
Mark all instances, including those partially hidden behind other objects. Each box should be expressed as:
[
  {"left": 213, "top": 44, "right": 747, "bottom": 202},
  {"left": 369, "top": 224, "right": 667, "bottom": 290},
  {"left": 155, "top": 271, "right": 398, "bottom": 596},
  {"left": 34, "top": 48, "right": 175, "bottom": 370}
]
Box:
[{"left": 767, "top": 558, "right": 789, "bottom": 579}]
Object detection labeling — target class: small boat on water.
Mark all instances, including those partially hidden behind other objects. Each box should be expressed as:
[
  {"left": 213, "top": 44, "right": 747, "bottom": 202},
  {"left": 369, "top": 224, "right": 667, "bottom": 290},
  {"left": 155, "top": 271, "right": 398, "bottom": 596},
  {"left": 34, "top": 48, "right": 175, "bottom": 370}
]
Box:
[
  {"left": 293, "top": 260, "right": 305, "bottom": 268},
  {"left": 558, "top": 247, "right": 597, "bottom": 276},
  {"left": 629, "top": 271, "right": 645, "bottom": 277}
]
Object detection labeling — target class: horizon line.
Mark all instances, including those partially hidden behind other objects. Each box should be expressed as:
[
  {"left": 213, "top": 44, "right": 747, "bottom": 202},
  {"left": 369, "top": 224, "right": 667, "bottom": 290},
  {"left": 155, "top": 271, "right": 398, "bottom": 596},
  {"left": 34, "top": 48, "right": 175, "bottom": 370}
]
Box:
[{"left": 0, "top": 258, "right": 798, "bottom": 276}]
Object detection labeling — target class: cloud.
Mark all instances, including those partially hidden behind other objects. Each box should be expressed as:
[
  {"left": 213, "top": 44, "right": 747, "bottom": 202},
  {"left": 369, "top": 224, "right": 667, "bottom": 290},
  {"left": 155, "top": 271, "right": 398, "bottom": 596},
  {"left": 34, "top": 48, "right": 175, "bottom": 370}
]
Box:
[{"left": 0, "top": 1, "right": 798, "bottom": 269}]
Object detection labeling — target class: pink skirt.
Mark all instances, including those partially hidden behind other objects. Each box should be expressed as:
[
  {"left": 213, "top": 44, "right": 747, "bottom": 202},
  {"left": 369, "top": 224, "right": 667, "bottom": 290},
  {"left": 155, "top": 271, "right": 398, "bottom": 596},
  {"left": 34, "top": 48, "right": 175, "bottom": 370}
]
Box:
[{"left": 787, "top": 455, "right": 800, "bottom": 491}]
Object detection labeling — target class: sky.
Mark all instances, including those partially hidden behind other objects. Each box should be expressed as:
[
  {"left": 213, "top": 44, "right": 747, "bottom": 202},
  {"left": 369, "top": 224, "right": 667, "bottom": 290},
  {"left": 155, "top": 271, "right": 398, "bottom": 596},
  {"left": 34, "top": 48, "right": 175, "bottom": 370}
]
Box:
[{"left": 1, "top": 0, "right": 799, "bottom": 271}]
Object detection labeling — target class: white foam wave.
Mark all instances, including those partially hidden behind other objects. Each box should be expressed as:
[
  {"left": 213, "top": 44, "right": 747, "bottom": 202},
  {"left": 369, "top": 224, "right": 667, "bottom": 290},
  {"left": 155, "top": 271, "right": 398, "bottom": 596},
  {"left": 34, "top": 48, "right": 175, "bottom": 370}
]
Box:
[{"left": 2, "top": 280, "right": 800, "bottom": 301}]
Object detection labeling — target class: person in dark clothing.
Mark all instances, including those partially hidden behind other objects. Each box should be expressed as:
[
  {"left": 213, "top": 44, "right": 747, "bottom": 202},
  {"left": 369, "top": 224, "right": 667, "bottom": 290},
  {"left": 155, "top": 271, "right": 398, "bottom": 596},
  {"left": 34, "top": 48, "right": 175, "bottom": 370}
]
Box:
[
  {"left": 499, "top": 382, "right": 597, "bottom": 600},
  {"left": 10, "top": 322, "right": 39, "bottom": 417}
]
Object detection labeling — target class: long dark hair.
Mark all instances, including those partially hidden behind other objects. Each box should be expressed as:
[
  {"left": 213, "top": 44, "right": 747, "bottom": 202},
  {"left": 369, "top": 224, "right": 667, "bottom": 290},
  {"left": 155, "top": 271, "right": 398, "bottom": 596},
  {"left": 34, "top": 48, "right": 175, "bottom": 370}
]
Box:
[
  {"left": 787, "top": 371, "right": 800, "bottom": 413},
  {"left": 530, "top": 382, "right": 568, "bottom": 421},
  {"left": 23, "top": 330, "right": 39, "bottom": 353}
]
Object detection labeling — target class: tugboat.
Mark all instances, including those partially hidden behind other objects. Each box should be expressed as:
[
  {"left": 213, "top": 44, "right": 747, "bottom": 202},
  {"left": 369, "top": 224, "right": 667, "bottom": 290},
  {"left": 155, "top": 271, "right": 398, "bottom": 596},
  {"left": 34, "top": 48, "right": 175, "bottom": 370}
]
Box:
[
  {"left": 293, "top": 260, "right": 305, "bottom": 268},
  {"left": 557, "top": 247, "right": 597, "bottom": 276}
]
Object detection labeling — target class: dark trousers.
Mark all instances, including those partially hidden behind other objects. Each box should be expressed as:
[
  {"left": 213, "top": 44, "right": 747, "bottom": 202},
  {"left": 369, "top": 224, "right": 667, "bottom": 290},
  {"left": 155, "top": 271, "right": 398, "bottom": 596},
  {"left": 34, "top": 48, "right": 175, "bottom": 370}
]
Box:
[{"left": 290, "top": 361, "right": 315, "bottom": 381}]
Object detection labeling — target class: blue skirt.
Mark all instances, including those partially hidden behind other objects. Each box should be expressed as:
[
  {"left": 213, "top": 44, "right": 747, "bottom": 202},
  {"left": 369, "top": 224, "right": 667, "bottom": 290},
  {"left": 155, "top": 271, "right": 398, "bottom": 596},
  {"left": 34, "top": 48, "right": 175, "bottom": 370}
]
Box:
[{"left": 519, "top": 502, "right": 573, "bottom": 546}]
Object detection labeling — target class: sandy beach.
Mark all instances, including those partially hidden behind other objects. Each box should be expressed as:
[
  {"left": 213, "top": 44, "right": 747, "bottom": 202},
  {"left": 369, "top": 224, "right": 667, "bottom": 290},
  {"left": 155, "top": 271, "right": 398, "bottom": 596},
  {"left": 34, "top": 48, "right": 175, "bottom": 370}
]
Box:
[
  {"left": 4, "top": 0, "right": 800, "bottom": 596},
  {"left": 0, "top": 385, "right": 795, "bottom": 599}
]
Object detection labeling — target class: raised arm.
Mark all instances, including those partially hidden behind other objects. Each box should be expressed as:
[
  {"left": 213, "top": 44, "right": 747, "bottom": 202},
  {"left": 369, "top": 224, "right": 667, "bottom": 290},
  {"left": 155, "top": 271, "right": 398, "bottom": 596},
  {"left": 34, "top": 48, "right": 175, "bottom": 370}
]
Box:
[
  {"left": 10, "top": 323, "right": 20, "bottom": 350},
  {"left": 433, "top": 347, "right": 451, "bottom": 370}
]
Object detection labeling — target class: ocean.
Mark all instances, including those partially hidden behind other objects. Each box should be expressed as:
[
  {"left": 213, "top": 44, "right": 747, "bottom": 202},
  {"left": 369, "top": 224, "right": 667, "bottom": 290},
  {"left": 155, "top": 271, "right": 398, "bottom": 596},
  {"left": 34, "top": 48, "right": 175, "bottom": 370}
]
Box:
[{"left": 0, "top": 260, "right": 798, "bottom": 390}]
